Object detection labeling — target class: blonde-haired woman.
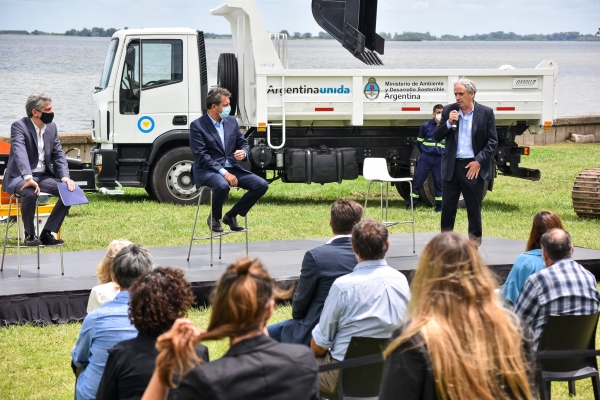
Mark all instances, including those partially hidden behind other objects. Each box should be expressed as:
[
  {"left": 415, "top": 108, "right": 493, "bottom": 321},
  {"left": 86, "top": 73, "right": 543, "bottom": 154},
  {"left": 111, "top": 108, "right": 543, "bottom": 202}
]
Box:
[
  {"left": 379, "top": 232, "right": 535, "bottom": 400},
  {"left": 87, "top": 239, "right": 132, "bottom": 313}
]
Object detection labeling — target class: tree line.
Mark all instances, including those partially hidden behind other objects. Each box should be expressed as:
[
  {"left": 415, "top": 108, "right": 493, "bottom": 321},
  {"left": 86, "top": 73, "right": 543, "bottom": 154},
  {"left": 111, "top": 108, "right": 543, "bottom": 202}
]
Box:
[{"left": 378, "top": 31, "right": 600, "bottom": 41}]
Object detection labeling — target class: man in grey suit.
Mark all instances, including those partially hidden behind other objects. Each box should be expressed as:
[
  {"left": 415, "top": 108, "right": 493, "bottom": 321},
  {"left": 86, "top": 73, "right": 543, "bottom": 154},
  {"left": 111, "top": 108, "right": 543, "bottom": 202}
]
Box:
[
  {"left": 2, "top": 92, "right": 75, "bottom": 246},
  {"left": 434, "top": 78, "right": 498, "bottom": 246},
  {"left": 266, "top": 200, "right": 363, "bottom": 346}
]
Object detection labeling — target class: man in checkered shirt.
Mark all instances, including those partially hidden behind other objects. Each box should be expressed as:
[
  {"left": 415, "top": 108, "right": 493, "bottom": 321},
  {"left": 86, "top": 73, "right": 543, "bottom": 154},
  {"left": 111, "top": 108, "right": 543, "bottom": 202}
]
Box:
[{"left": 514, "top": 228, "right": 599, "bottom": 347}]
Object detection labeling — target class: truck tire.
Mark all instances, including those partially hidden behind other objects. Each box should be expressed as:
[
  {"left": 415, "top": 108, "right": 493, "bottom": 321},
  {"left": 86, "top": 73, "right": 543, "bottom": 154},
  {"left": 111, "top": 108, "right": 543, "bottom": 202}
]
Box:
[
  {"left": 151, "top": 147, "right": 205, "bottom": 205},
  {"left": 217, "top": 53, "right": 238, "bottom": 116},
  {"left": 396, "top": 175, "right": 489, "bottom": 208},
  {"left": 457, "top": 180, "right": 489, "bottom": 208}
]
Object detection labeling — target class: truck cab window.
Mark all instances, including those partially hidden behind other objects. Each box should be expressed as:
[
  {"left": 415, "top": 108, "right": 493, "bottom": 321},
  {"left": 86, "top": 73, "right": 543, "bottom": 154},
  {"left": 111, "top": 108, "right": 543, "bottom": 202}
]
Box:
[
  {"left": 119, "top": 41, "right": 140, "bottom": 115},
  {"left": 141, "top": 40, "right": 183, "bottom": 89},
  {"left": 98, "top": 39, "right": 119, "bottom": 91}
]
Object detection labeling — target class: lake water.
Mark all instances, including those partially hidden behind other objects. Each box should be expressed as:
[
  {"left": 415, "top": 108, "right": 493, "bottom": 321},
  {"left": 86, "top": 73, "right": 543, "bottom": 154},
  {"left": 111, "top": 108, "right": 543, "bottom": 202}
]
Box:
[{"left": 0, "top": 35, "right": 598, "bottom": 133}]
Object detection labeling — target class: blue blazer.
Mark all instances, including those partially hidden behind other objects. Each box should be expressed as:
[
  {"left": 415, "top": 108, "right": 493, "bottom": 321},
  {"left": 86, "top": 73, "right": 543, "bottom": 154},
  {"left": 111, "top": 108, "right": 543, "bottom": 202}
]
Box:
[
  {"left": 434, "top": 102, "right": 498, "bottom": 182},
  {"left": 2, "top": 117, "right": 69, "bottom": 194},
  {"left": 281, "top": 236, "right": 357, "bottom": 346},
  {"left": 189, "top": 114, "right": 250, "bottom": 188}
]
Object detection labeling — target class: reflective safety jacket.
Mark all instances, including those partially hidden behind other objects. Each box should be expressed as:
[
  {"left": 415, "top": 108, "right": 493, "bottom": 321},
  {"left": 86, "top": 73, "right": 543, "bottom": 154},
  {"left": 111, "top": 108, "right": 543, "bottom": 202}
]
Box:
[{"left": 417, "top": 119, "right": 445, "bottom": 156}]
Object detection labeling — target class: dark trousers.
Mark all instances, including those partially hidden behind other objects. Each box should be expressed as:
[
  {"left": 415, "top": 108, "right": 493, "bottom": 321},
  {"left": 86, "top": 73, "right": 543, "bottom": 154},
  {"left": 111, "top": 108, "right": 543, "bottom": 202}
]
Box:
[
  {"left": 204, "top": 168, "right": 268, "bottom": 220},
  {"left": 441, "top": 158, "right": 484, "bottom": 240},
  {"left": 14, "top": 172, "right": 71, "bottom": 236},
  {"left": 412, "top": 152, "right": 442, "bottom": 199}
]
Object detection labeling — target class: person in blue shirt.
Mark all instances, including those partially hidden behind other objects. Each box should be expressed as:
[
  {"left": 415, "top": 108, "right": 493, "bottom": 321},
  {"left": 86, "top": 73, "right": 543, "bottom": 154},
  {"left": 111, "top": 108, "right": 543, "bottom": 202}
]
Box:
[
  {"left": 407, "top": 104, "right": 444, "bottom": 212},
  {"left": 72, "top": 244, "right": 154, "bottom": 400},
  {"left": 501, "top": 210, "right": 564, "bottom": 306}
]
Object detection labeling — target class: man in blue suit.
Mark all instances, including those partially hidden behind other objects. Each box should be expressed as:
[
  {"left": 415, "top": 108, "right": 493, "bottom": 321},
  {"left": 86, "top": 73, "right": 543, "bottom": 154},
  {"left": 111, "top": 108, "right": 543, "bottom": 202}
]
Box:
[
  {"left": 266, "top": 200, "right": 363, "bottom": 346},
  {"left": 189, "top": 88, "right": 268, "bottom": 232},
  {"left": 434, "top": 78, "right": 498, "bottom": 246},
  {"left": 2, "top": 92, "right": 75, "bottom": 246}
]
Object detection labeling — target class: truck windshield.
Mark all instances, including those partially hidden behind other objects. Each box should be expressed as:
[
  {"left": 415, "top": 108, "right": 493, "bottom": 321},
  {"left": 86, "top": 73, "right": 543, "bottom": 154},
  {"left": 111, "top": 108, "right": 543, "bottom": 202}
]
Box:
[{"left": 98, "top": 39, "right": 119, "bottom": 91}]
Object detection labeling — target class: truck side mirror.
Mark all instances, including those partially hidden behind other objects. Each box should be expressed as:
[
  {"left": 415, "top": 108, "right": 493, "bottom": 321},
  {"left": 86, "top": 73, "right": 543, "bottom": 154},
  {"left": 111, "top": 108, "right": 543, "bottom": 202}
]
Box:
[{"left": 125, "top": 47, "right": 137, "bottom": 71}]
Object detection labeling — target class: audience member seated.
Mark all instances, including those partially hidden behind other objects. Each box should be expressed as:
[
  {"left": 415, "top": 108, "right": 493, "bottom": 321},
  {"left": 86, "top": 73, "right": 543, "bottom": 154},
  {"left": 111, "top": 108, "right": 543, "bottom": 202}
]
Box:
[
  {"left": 501, "top": 210, "right": 564, "bottom": 306},
  {"left": 87, "top": 239, "right": 133, "bottom": 313},
  {"left": 141, "top": 259, "right": 319, "bottom": 400},
  {"left": 311, "top": 218, "right": 411, "bottom": 396},
  {"left": 96, "top": 267, "right": 209, "bottom": 400},
  {"left": 514, "top": 228, "right": 600, "bottom": 347},
  {"left": 267, "top": 200, "right": 363, "bottom": 345},
  {"left": 72, "top": 244, "right": 153, "bottom": 400},
  {"left": 380, "top": 232, "right": 535, "bottom": 400}
]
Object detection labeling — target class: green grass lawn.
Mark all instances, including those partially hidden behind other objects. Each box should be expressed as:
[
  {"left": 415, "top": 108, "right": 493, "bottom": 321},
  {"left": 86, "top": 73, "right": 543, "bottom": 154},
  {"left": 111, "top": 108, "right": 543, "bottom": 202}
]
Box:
[{"left": 1, "top": 142, "right": 600, "bottom": 399}]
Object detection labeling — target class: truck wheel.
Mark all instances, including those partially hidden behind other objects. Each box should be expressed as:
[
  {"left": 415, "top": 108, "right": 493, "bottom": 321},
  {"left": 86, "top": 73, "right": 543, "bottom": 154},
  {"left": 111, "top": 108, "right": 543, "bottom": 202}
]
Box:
[
  {"left": 395, "top": 182, "right": 411, "bottom": 201},
  {"left": 457, "top": 180, "right": 489, "bottom": 208},
  {"left": 217, "top": 53, "right": 238, "bottom": 115},
  {"left": 151, "top": 147, "right": 204, "bottom": 205}
]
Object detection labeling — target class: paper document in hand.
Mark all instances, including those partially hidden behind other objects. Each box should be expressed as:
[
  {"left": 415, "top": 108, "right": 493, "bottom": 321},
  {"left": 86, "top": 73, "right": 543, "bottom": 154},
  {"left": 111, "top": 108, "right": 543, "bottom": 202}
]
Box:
[{"left": 57, "top": 182, "right": 89, "bottom": 206}]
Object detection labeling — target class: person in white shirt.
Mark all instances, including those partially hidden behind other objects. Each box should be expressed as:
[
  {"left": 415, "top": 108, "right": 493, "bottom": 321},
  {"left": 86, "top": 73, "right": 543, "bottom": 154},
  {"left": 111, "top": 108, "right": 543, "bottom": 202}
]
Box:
[
  {"left": 1, "top": 92, "right": 76, "bottom": 246},
  {"left": 311, "top": 218, "right": 411, "bottom": 395},
  {"left": 87, "top": 239, "right": 133, "bottom": 313}
]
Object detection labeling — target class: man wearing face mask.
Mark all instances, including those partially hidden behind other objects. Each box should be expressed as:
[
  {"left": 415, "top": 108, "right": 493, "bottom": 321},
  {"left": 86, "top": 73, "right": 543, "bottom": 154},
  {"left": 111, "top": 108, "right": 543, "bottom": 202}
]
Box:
[
  {"left": 2, "top": 92, "right": 75, "bottom": 246},
  {"left": 189, "top": 87, "right": 269, "bottom": 232},
  {"left": 407, "top": 104, "right": 444, "bottom": 212}
]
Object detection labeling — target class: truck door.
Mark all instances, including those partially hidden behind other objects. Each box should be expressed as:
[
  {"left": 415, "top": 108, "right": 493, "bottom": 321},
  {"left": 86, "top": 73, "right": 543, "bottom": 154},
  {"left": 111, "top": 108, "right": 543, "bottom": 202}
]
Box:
[{"left": 113, "top": 37, "right": 188, "bottom": 145}]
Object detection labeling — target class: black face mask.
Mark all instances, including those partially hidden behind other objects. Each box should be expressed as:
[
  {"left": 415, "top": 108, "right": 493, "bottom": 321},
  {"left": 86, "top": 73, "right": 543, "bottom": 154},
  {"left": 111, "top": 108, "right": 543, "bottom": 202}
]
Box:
[{"left": 38, "top": 111, "right": 54, "bottom": 124}]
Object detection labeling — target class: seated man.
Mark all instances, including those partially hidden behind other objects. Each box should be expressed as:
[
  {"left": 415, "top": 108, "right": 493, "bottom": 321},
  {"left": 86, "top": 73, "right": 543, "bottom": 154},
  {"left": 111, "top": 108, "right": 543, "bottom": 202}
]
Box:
[
  {"left": 514, "top": 228, "right": 600, "bottom": 346},
  {"left": 267, "top": 200, "right": 363, "bottom": 345},
  {"left": 311, "top": 218, "right": 411, "bottom": 395},
  {"left": 190, "top": 87, "right": 269, "bottom": 233},
  {"left": 1, "top": 92, "right": 76, "bottom": 245},
  {"left": 72, "top": 244, "right": 153, "bottom": 400}
]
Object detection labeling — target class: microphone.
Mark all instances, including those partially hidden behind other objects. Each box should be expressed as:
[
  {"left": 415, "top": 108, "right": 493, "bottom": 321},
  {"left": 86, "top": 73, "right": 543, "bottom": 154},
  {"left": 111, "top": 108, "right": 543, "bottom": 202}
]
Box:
[{"left": 450, "top": 104, "right": 460, "bottom": 131}]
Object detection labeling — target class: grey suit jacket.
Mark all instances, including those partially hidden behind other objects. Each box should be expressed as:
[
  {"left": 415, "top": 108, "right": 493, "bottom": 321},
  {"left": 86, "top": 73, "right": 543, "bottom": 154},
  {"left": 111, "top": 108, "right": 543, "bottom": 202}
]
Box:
[
  {"left": 2, "top": 117, "right": 69, "bottom": 194},
  {"left": 280, "top": 236, "right": 357, "bottom": 346},
  {"left": 434, "top": 102, "right": 498, "bottom": 182}
]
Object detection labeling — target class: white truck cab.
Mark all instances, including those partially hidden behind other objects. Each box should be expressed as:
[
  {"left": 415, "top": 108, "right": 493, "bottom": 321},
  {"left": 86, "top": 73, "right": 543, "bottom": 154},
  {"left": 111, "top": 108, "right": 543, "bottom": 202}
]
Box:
[{"left": 91, "top": 0, "right": 557, "bottom": 206}]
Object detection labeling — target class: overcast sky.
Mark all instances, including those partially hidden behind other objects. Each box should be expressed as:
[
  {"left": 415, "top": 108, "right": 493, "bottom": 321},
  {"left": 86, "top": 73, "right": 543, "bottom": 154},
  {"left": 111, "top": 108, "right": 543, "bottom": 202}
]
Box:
[{"left": 0, "top": 0, "right": 598, "bottom": 36}]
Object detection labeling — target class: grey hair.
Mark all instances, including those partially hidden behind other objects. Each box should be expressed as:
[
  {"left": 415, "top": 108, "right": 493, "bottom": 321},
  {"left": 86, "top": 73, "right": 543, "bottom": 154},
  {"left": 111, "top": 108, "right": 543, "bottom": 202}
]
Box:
[
  {"left": 540, "top": 228, "right": 573, "bottom": 262},
  {"left": 26, "top": 92, "right": 52, "bottom": 118},
  {"left": 206, "top": 87, "right": 231, "bottom": 110},
  {"left": 112, "top": 244, "right": 153, "bottom": 288},
  {"left": 454, "top": 78, "right": 477, "bottom": 94}
]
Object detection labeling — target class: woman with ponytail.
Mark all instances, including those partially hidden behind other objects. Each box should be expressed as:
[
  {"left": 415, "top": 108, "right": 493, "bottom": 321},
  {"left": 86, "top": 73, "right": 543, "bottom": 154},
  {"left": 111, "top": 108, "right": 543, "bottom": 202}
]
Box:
[
  {"left": 379, "top": 232, "right": 536, "bottom": 400},
  {"left": 142, "top": 258, "right": 319, "bottom": 400}
]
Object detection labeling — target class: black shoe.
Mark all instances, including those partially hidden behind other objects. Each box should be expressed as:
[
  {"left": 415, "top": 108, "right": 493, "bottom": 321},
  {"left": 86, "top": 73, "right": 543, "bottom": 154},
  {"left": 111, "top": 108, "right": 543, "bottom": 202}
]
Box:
[
  {"left": 405, "top": 200, "right": 418, "bottom": 210},
  {"left": 207, "top": 216, "right": 223, "bottom": 233},
  {"left": 25, "top": 234, "right": 42, "bottom": 246},
  {"left": 435, "top": 201, "right": 442, "bottom": 212},
  {"left": 222, "top": 214, "right": 244, "bottom": 231},
  {"left": 40, "top": 232, "right": 64, "bottom": 246}
]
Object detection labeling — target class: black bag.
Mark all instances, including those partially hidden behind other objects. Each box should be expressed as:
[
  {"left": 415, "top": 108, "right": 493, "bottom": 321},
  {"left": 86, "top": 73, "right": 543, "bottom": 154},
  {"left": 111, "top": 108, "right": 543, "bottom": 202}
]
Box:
[
  {"left": 284, "top": 149, "right": 310, "bottom": 183},
  {"left": 311, "top": 145, "right": 338, "bottom": 184},
  {"left": 283, "top": 146, "right": 358, "bottom": 184}
]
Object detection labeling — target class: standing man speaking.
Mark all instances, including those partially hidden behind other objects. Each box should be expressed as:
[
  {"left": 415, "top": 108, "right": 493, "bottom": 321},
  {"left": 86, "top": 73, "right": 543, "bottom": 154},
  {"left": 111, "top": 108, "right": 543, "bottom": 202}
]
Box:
[{"left": 434, "top": 78, "right": 497, "bottom": 246}]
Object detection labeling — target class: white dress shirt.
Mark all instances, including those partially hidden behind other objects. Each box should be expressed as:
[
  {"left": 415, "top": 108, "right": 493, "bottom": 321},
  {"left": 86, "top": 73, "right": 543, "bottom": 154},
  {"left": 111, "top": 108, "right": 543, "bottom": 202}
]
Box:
[{"left": 22, "top": 119, "right": 46, "bottom": 181}]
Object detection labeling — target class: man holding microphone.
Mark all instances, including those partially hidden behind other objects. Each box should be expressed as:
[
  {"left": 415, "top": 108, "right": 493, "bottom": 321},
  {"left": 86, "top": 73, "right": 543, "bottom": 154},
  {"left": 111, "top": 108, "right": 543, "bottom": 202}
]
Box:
[{"left": 434, "top": 78, "right": 498, "bottom": 246}]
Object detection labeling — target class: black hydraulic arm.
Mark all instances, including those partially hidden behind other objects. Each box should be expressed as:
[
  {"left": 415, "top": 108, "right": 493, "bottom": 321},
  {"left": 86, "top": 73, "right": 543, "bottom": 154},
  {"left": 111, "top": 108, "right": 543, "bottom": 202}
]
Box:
[{"left": 312, "top": 0, "right": 385, "bottom": 65}]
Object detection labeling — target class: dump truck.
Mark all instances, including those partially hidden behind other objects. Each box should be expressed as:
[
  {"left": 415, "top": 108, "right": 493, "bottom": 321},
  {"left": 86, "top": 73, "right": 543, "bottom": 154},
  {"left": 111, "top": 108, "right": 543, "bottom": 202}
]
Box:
[{"left": 90, "top": 0, "right": 557, "bottom": 206}]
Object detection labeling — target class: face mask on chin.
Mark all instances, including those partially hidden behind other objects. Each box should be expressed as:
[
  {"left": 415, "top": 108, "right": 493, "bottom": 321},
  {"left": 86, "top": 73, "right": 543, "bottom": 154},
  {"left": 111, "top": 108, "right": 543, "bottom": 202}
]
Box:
[
  {"left": 219, "top": 106, "right": 231, "bottom": 119},
  {"left": 37, "top": 111, "right": 54, "bottom": 124}
]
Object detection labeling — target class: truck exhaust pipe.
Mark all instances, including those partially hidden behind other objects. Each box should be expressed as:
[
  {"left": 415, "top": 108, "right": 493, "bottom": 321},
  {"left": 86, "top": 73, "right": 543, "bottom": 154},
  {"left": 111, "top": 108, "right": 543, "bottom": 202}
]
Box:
[{"left": 312, "top": 0, "right": 385, "bottom": 66}]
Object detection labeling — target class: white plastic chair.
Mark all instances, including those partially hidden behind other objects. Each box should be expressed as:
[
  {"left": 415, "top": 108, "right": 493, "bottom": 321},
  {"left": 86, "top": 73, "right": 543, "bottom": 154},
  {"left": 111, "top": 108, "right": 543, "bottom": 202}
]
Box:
[{"left": 363, "top": 158, "right": 415, "bottom": 253}]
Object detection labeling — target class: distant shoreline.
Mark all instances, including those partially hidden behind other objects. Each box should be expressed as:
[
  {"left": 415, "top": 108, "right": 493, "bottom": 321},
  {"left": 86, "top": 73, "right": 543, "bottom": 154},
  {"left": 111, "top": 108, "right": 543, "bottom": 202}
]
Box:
[{"left": 2, "top": 30, "right": 599, "bottom": 42}]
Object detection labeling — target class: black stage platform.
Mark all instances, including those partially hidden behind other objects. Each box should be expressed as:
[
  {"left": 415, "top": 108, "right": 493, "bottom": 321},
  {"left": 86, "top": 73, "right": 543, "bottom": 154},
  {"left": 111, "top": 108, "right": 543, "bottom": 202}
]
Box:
[{"left": 2, "top": 233, "right": 600, "bottom": 326}]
